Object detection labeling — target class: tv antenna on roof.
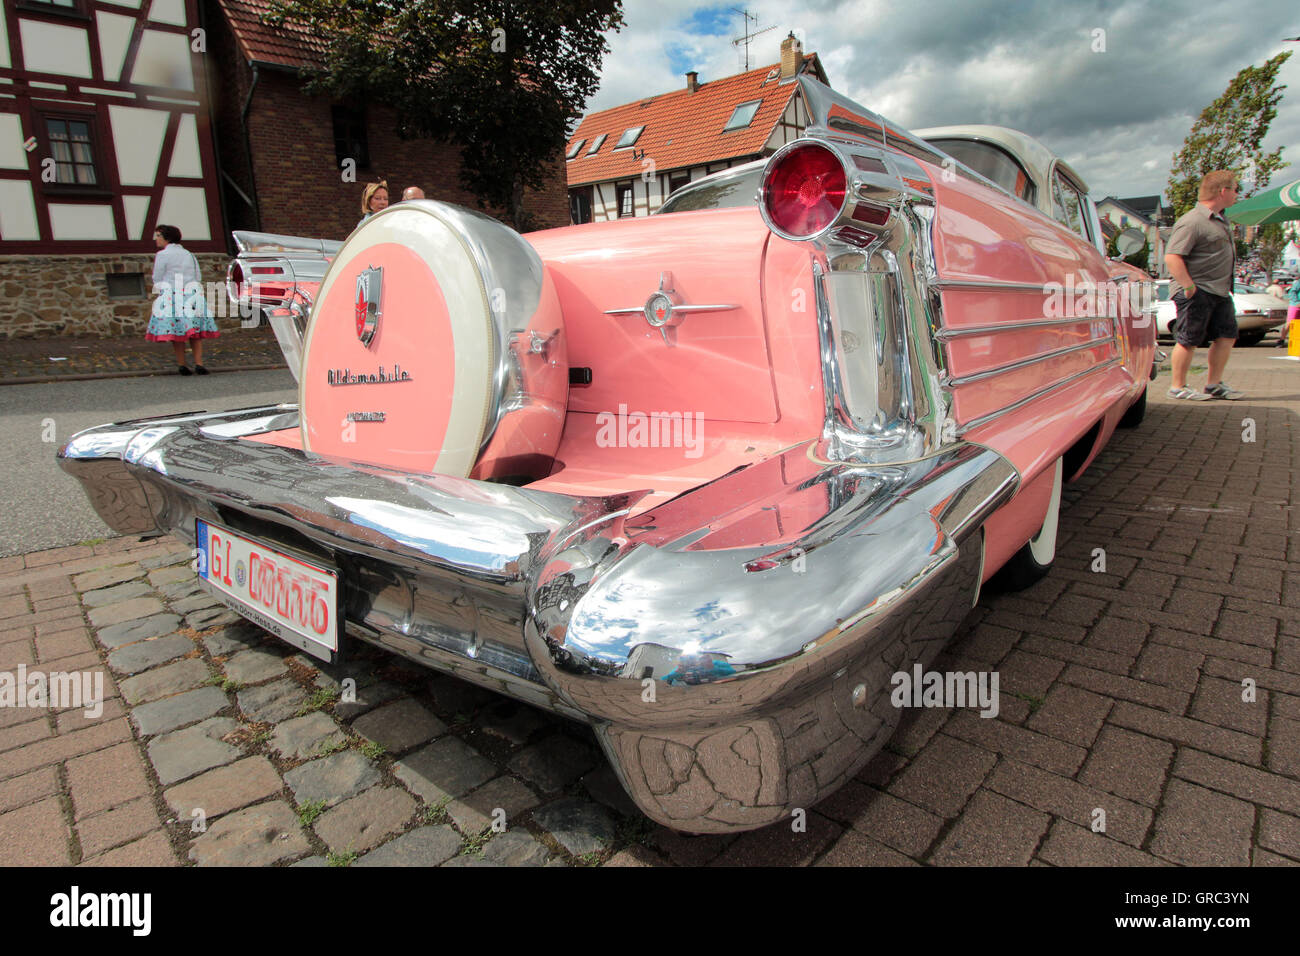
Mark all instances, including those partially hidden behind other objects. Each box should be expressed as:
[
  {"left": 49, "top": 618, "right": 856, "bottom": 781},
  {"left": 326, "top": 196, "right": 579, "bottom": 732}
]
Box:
[{"left": 731, "top": 8, "right": 778, "bottom": 71}]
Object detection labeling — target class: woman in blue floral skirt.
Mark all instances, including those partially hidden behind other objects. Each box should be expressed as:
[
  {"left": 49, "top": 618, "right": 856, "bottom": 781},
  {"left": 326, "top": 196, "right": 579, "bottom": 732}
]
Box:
[{"left": 148, "top": 224, "right": 218, "bottom": 374}]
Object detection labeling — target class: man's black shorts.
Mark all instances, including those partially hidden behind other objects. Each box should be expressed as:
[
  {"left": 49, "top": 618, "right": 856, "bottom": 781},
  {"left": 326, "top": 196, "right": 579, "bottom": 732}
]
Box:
[{"left": 1173, "top": 289, "right": 1237, "bottom": 347}]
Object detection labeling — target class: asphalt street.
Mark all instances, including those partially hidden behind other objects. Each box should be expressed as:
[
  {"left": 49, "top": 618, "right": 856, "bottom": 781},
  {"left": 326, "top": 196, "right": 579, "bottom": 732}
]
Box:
[{"left": 0, "top": 370, "right": 297, "bottom": 557}]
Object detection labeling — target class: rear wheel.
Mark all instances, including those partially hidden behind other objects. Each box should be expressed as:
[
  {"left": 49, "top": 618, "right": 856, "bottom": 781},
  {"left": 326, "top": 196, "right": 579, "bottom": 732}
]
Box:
[
  {"left": 991, "top": 458, "right": 1062, "bottom": 591},
  {"left": 1236, "top": 330, "right": 1264, "bottom": 347}
]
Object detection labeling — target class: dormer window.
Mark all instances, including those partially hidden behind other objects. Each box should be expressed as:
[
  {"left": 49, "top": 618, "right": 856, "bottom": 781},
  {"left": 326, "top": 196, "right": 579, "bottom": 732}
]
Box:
[
  {"left": 566, "top": 139, "right": 586, "bottom": 160},
  {"left": 586, "top": 133, "right": 608, "bottom": 156},
  {"left": 615, "top": 126, "right": 645, "bottom": 149},
  {"left": 722, "top": 100, "right": 762, "bottom": 132}
]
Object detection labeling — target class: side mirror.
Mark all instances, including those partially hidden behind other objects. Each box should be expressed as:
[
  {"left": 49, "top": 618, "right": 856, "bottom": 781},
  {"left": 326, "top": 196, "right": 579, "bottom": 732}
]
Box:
[{"left": 1116, "top": 227, "right": 1145, "bottom": 258}]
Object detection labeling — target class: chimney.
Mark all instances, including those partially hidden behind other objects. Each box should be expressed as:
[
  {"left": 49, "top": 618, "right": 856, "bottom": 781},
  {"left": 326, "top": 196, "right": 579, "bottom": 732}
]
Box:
[
  {"left": 780, "top": 33, "right": 803, "bottom": 79},
  {"left": 685, "top": 71, "right": 699, "bottom": 92}
]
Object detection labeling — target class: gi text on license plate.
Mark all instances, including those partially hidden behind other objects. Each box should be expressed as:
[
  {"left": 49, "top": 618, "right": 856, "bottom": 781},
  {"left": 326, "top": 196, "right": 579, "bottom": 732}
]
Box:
[{"left": 195, "top": 519, "right": 339, "bottom": 662}]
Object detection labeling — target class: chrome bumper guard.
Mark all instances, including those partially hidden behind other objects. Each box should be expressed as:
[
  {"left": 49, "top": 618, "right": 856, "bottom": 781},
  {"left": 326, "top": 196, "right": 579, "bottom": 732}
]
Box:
[{"left": 59, "top": 405, "right": 1017, "bottom": 832}]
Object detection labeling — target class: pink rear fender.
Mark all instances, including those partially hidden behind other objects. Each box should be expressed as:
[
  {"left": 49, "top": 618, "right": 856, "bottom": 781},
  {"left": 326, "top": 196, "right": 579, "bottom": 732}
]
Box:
[{"left": 526, "top": 208, "right": 783, "bottom": 426}]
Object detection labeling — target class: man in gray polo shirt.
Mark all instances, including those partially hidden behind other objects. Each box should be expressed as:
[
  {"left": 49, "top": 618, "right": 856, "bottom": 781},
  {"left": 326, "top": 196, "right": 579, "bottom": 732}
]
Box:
[{"left": 1165, "top": 170, "right": 1243, "bottom": 400}]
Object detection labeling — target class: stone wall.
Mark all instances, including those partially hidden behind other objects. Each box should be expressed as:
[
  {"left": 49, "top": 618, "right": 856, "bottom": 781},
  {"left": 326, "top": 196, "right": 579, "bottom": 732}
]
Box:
[{"left": 0, "top": 253, "right": 234, "bottom": 338}]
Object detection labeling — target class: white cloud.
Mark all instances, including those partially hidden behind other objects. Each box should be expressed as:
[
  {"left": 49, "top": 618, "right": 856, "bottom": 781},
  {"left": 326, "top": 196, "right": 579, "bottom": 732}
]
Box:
[{"left": 583, "top": 0, "right": 1300, "bottom": 199}]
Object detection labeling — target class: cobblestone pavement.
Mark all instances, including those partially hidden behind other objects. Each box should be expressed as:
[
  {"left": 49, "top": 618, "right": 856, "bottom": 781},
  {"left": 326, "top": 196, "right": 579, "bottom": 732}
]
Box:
[
  {"left": 0, "top": 327, "right": 285, "bottom": 384},
  {"left": 1, "top": 350, "right": 1299, "bottom": 866}
]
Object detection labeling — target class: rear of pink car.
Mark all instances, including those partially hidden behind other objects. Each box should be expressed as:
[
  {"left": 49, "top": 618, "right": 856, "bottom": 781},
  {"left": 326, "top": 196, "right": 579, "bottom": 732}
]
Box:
[{"left": 58, "top": 78, "right": 1150, "bottom": 832}]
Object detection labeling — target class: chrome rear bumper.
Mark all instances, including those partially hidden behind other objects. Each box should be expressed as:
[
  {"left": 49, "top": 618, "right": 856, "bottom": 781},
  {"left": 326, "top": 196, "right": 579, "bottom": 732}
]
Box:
[{"left": 59, "top": 406, "right": 1017, "bottom": 831}]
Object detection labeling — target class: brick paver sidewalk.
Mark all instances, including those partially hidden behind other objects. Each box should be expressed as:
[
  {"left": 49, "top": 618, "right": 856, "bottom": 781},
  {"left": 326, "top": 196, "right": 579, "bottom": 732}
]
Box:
[{"left": 1, "top": 351, "right": 1298, "bottom": 865}]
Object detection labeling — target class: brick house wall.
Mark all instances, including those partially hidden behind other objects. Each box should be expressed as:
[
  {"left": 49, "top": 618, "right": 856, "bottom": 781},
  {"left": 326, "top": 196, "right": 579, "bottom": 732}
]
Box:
[
  {"left": 203, "top": 6, "right": 570, "bottom": 243},
  {"left": 241, "top": 72, "right": 571, "bottom": 240}
]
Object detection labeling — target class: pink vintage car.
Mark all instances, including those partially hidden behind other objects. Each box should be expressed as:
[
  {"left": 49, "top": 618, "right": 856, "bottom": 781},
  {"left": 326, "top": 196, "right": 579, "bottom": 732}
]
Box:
[{"left": 59, "top": 78, "right": 1155, "bottom": 833}]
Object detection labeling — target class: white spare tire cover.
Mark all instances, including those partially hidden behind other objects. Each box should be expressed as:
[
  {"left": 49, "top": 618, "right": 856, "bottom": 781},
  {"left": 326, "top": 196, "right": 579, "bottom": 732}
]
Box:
[{"left": 299, "top": 201, "right": 566, "bottom": 479}]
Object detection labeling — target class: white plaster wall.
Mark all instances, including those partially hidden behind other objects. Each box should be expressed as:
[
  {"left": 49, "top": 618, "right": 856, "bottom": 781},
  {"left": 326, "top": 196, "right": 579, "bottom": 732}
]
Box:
[
  {"left": 96, "top": 11, "right": 136, "bottom": 84},
  {"left": 0, "top": 11, "right": 11, "bottom": 71},
  {"left": 123, "top": 194, "right": 150, "bottom": 240},
  {"left": 147, "top": 0, "right": 188, "bottom": 27},
  {"left": 49, "top": 203, "right": 117, "bottom": 240},
  {"left": 0, "top": 112, "right": 28, "bottom": 170},
  {"left": 168, "top": 112, "right": 201, "bottom": 177},
  {"left": 130, "top": 30, "right": 194, "bottom": 91},
  {"left": 0, "top": 180, "right": 39, "bottom": 239},
  {"left": 18, "top": 20, "right": 93, "bottom": 79},
  {"left": 108, "top": 105, "right": 168, "bottom": 186},
  {"left": 156, "top": 185, "right": 209, "bottom": 240}
]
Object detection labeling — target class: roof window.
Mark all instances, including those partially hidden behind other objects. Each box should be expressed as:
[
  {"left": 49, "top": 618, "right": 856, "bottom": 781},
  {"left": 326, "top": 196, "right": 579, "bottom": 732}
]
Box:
[
  {"left": 615, "top": 126, "right": 645, "bottom": 149},
  {"left": 723, "top": 100, "right": 762, "bottom": 132}
]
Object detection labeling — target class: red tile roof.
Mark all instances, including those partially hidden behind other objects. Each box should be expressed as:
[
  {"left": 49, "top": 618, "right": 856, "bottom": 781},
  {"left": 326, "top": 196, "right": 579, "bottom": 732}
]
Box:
[
  {"left": 217, "top": 0, "right": 328, "bottom": 70},
  {"left": 566, "top": 55, "right": 823, "bottom": 187}
]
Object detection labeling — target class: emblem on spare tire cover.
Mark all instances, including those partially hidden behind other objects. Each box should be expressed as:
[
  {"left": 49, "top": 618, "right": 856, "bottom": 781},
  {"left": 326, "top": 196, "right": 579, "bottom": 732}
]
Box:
[{"left": 355, "top": 265, "right": 382, "bottom": 347}]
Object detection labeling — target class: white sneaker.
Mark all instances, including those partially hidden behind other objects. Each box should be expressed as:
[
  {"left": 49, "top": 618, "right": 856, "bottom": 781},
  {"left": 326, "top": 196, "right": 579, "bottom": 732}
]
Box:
[
  {"left": 1168, "top": 386, "right": 1212, "bottom": 401},
  {"left": 1203, "top": 382, "right": 1245, "bottom": 400}
]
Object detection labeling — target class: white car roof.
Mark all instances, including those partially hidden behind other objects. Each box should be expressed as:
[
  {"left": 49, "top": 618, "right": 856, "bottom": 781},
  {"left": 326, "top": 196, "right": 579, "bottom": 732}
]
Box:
[{"left": 912, "top": 124, "right": 1090, "bottom": 196}]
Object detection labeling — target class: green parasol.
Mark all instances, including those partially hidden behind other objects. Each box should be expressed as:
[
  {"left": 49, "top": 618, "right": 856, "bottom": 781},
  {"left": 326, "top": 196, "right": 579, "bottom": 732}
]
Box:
[{"left": 1225, "top": 178, "right": 1300, "bottom": 225}]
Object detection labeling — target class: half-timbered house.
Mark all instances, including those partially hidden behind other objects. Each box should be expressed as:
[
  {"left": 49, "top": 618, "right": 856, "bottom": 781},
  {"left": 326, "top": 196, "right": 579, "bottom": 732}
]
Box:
[
  {"left": 565, "top": 34, "right": 827, "bottom": 224},
  {"left": 0, "top": 0, "right": 225, "bottom": 337}
]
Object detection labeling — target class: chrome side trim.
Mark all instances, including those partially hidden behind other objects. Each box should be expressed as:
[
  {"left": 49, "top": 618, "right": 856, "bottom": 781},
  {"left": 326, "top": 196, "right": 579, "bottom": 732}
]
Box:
[
  {"left": 935, "top": 316, "right": 1104, "bottom": 340},
  {"left": 942, "top": 336, "right": 1116, "bottom": 388},
  {"left": 956, "top": 357, "right": 1121, "bottom": 434},
  {"left": 931, "top": 278, "right": 1048, "bottom": 292},
  {"left": 603, "top": 304, "right": 738, "bottom": 315}
]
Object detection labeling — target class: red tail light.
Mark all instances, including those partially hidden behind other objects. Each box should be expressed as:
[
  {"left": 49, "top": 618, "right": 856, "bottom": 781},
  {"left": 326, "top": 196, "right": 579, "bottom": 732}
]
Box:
[
  {"left": 762, "top": 143, "right": 847, "bottom": 240},
  {"left": 226, "top": 261, "right": 245, "bottom": 303}
]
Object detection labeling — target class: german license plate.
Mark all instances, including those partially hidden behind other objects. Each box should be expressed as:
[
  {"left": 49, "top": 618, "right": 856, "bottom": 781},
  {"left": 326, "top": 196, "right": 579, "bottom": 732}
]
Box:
[{"left": 195, "top": 518, "right": 339, "bottom": 663}]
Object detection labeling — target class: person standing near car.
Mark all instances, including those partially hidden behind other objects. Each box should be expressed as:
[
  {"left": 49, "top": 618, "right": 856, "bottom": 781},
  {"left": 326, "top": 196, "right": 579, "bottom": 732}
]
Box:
[
  {"left": 148, "top": 224, "right": 218, "bottom": 375},
  {"left": 1165, "top": 171, "right": 1243, "bottom": 400},
  {"left": 359, "top": 181, "right": 388, "bottom": 223},
  {"left": 1285, "top": 276, "right": 1300, "bottom": 345}
]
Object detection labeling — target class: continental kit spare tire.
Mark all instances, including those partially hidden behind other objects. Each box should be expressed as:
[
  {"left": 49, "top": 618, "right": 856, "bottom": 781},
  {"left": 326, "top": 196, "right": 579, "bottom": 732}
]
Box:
[{"left": 299, "top": 201, "right": 567, "bottom": 481}]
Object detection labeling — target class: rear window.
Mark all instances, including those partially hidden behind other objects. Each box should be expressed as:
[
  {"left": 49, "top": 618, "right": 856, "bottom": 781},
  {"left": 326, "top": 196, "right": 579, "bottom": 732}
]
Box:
[
  {"left": 923, "top": 137, "right": 1036, "bottom": 205},
  {"left": 658, "top": 166, "right": 762, "bottom": 214}
]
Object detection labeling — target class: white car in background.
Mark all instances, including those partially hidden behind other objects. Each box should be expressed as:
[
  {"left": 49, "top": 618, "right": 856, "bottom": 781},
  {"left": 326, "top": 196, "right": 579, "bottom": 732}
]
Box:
[{"left": 1155, "top": 279, "right": 1289, "bottom": 346}]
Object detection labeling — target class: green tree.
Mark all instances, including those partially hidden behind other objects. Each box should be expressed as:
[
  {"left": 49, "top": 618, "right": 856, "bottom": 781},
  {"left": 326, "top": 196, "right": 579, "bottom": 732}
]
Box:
[
  {"left": 1256, "top": 223, "right": 1287, "bottom": 276},
  {"left": 265, "top": 1, "right": 625, "bottom": 229},
  {"left": 1166, "top": 51, "right": 1291, "bottom": 218}
]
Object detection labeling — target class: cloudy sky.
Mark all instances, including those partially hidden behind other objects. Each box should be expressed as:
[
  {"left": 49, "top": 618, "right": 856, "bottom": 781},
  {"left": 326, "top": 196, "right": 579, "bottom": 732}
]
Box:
[{"left": 583, "top": 0, "right": 1300, "bottom": 203}]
